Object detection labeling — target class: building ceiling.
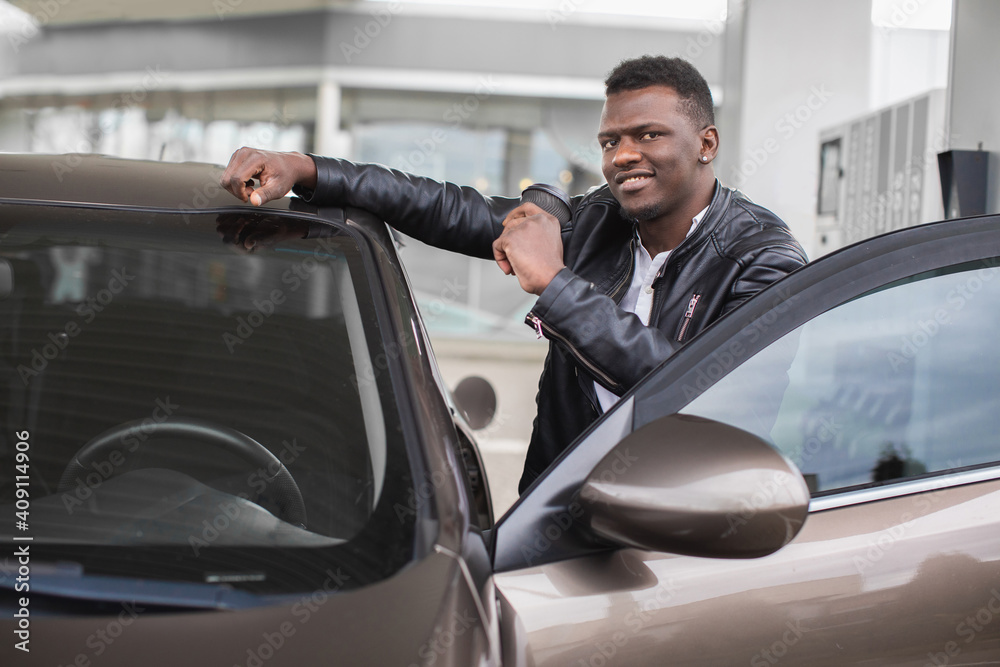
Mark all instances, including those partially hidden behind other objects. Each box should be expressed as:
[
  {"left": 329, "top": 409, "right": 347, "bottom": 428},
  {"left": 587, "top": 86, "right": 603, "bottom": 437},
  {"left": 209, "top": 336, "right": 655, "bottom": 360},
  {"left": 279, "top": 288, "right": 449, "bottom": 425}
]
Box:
[{"left": 9, "top": 0, "right": 354, "bottom": 25}]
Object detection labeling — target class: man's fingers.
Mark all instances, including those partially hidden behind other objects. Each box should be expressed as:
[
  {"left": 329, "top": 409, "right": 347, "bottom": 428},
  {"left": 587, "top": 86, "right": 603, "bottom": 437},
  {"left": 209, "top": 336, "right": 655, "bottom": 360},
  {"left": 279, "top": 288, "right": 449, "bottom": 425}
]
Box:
[
  {"left": 491, "top": 207, "right": 564, "bottom": 296},
  {"left": 501, "top": 202, "right": 548, "bottom": 227},
  {"left": 222, "top": 169, "right": 255, "bottom": 202},
  {"left": 492, "top": 237, "right": 513, "bottom": 275},
  {"left": 222, "top": 149, "right": 314, "bottom": 204},
  {"left": 221, "top": 148, "right": 268, "bottom": 201},
  {"left": 502, "top": 211, "right": 524, "bottom": 227},
  {"left": 248, "top": 176, "right": 289, "bottom": 207}
]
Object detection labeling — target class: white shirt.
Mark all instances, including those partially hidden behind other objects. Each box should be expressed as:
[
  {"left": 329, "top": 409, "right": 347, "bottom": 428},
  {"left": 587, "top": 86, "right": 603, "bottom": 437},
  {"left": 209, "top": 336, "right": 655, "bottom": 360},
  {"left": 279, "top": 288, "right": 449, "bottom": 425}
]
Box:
[{"left": 594, "top": 206, "right": 708, "bottom": 414}]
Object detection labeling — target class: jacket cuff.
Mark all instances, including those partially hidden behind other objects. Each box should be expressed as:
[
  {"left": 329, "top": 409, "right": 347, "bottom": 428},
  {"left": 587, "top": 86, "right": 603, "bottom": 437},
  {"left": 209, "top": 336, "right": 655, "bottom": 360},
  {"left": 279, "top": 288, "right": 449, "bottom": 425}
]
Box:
[
  {"left": 532, "top": 267, "right": 590, "bottom": 325},
  {"left": 291, "top": 154, "right": 341, "bottom": 204}
]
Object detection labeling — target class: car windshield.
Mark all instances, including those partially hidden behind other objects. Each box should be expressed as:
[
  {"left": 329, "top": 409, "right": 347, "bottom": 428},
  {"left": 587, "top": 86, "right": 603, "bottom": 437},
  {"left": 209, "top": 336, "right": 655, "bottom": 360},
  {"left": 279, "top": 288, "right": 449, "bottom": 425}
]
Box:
[{"left": 0, "top": 205, "right": 416, "bottom": 597}]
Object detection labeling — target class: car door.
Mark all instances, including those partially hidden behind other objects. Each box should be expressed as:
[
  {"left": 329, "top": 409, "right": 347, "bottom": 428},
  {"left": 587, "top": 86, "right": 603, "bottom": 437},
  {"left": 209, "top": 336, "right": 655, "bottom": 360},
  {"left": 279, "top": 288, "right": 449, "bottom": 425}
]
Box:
[{"left": 492, "top": 214, "right": 1000, "bottom": 666}]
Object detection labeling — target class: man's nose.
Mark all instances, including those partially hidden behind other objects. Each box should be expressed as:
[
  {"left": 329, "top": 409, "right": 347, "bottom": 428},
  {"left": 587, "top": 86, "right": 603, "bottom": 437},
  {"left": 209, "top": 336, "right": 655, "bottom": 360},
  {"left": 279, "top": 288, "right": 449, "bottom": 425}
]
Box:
[{"left": 611, "top": 139, "right": 641, "bottom": 168}]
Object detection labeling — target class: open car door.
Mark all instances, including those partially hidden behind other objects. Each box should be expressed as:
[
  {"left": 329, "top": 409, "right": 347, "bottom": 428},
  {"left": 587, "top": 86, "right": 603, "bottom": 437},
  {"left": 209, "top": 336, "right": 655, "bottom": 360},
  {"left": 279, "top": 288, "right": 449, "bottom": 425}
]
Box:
[{"left": 492, "top": 214, "right": 1000, "bottom": 666}]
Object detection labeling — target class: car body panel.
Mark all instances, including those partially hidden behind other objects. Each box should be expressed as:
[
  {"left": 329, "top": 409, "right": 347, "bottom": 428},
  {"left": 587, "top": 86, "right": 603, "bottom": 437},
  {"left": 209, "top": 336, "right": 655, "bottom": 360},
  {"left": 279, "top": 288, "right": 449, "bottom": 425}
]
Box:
[
  {"left": 1, "top": 153, "right": 280, "bottom": 213},
  {"left": 13, "top": 549, "right": 491, "bottom": 666},
  {"left": 495, "top": 478, "right": 1000, "bottom": 666}
]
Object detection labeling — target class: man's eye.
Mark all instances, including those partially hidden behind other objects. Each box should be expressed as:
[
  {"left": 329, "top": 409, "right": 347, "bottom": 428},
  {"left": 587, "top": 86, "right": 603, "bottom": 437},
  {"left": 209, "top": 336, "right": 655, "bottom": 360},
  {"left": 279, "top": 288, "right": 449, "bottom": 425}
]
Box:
[
  {"left": 641, "top": 132, "right": 661, "bottom": 140},
  {"left": 601, "top": 140, "right": 618, "bottom": 150}
]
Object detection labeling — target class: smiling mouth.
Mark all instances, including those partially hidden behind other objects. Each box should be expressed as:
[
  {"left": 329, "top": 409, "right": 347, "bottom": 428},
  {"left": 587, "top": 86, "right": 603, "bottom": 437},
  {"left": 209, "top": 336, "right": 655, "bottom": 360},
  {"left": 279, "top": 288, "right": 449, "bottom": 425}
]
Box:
[
  {"left": 615, "top": 170, "right": 653, "bottom": 184},
  {"left": 616, "top": 173, "right": 653, "bottom": 192}
]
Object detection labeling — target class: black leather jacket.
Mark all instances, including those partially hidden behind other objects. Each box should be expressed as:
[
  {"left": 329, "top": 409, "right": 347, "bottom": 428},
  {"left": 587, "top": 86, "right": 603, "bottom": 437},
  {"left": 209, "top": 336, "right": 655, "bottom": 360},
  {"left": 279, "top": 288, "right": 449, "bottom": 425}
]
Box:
[{"left": 300, "top": 156, "right": 808, "bottom": 492}]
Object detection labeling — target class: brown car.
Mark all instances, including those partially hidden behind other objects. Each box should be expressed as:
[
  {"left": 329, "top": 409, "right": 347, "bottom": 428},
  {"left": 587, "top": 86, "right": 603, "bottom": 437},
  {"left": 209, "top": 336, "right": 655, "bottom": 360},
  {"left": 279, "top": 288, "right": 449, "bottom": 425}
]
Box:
[{"left": 0, "top": 154, "right": 999, "bottom": 666}]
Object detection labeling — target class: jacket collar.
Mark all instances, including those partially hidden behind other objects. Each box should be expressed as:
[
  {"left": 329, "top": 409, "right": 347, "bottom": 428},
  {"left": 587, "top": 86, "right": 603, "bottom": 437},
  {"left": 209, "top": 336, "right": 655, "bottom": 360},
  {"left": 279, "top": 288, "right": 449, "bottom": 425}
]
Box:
[
  {"left": 628, "top": 179, "right": 732, "bottom": 263},
  {"left": 585, "top": 180, "right": 733, "bottom": 294},
  {"left": 660, "top": 179, "right": 732, "bottom": 264}
]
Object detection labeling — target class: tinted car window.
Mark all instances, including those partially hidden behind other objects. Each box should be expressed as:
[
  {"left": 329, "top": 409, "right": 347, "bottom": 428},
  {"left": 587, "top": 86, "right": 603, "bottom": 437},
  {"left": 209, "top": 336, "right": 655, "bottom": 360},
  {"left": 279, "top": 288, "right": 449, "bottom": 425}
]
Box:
[
  {"left": 680, "top": 258, "right": 1000, "bottom": 495},
  {"left": 0, "top": 206, "right": 416, "bottom": 594}
]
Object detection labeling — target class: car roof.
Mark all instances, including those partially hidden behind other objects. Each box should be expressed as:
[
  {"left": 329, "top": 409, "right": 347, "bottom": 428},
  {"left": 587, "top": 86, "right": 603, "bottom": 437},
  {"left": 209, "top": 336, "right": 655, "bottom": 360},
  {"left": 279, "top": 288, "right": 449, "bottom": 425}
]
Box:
[
  {"left": 0, "top": 152, "right": 397, "bottom": 247},
  {"left": 0, "top": 153, "right": 267, "bottom": 209}
]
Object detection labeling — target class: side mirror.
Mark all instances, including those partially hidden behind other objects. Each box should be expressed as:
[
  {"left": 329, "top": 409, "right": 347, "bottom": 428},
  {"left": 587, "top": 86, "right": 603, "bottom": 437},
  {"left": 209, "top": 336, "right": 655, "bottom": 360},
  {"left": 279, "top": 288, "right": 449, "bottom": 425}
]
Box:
[
  {"left": 579, "top": 414, "right": 809, "bottom": 559},
  {"left": 451, "top": 376, "right": 497, "bottom": 430}
]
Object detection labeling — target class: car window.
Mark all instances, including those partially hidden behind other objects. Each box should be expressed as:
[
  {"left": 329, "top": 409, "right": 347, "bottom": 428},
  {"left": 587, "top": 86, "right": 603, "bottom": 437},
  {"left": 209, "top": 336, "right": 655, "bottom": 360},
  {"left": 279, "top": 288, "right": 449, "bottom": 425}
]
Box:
[
  {"left": 680, "top": 258, "right": 1000, "bottom": 495},
  {"left": 0, "top": 205, "right": 417, "bottom": 594}
]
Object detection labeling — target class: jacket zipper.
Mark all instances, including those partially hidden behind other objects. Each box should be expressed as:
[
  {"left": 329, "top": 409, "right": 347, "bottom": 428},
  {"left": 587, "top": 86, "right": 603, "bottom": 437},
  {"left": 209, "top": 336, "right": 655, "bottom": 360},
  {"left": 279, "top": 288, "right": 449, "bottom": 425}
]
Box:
[
  {"left": 526, "top": 235, "right": 635, "bottom": 400},
  {"left": 647, "top": 236, "right": 693, "bottom": 323},
  {"left": 526, "top": 313, "right": 622, "bottom": 392},
  {"left": 676, "top": 293, "right": 701, "bottom": 342}
]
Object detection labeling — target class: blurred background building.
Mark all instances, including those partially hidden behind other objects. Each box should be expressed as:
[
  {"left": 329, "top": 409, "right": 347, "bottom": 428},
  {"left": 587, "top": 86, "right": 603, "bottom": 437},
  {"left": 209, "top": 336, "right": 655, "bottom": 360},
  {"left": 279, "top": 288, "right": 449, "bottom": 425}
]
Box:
[{"left": 2, "top": 0, "right": 997, "bottom": 513}]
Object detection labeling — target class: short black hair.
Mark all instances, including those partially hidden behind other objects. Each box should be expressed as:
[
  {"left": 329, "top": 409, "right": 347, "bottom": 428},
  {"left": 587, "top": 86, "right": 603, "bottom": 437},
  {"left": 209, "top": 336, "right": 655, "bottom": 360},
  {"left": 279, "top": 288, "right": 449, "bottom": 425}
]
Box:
[{"left": 604, "top": 55, "right": 715, "bottom": 128}]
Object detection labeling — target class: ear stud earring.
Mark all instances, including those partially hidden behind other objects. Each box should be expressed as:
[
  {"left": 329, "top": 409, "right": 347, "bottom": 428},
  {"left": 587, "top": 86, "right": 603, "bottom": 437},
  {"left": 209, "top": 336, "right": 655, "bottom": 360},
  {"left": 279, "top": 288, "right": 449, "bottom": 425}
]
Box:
[{"left": 701, "top": 156, "right": 709, "bottom": 163}]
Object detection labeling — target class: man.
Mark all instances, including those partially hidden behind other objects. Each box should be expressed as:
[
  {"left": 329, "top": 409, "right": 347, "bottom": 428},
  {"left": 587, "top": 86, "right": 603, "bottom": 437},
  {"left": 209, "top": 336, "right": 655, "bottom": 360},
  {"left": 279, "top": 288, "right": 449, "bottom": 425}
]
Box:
[{"left": 222, "top": 55, "right": 807, "bottom": 493}]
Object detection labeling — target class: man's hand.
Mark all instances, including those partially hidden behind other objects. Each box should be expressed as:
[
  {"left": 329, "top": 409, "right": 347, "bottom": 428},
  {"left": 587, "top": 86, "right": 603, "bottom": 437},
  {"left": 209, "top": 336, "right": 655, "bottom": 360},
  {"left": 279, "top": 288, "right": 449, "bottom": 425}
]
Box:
[
  {"left": 221, "top": 148, "right": 318, "bottom": 206},
  {"left": 492, "top": 203, "right": 565, "bottom": 296},
  {"left": 215, "top": 213, "right": 309, "bottom": 254}
]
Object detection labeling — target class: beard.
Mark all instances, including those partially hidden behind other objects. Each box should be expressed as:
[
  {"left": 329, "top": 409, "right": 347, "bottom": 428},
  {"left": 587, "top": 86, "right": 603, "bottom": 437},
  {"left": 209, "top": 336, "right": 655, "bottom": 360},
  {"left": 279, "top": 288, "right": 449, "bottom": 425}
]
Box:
[{"left": 619, "top": 201, "right": 663, "bottom": 224}]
